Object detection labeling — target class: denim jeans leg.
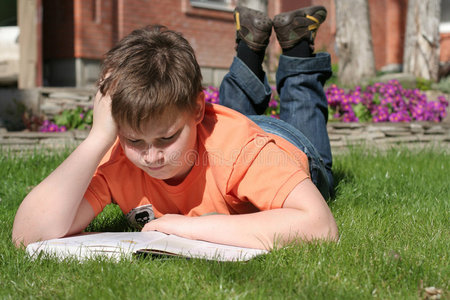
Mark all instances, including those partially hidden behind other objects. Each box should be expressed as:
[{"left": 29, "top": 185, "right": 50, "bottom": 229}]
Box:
[
  {"left": 276, "top": 53, "right": 334, "bottom": 193},
  {"left": 219, "top": 57, "right": 272, "bottom": 115}
]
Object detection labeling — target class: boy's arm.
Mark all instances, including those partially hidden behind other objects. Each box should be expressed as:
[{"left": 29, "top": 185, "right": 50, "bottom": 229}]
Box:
[
  {"left": 142, "top": 178, "right": 338, "bottom": 250},
  {"left": 12, "top": 92, "right": 117, "bottom": 247}
]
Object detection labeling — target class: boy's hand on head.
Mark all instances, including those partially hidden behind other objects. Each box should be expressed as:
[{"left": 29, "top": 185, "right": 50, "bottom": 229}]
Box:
[{"left": 89, "top": 91, "right": 118, "bottom": 147}]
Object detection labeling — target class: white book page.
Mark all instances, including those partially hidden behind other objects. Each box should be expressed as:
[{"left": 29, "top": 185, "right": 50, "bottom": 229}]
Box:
[
  {"left": 26, "top": 232, "right": 169, "bottom": 260},
  {"left": 141, "top": 234, "right": 268, "bottom": 261},
  {"left": 26, "top": 232, "right": 268, "bottom": 261}
]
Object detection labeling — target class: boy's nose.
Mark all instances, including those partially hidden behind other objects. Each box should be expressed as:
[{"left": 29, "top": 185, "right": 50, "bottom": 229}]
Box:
[{"left": 140, "top": 146, "right": 164, "bottom": 165}]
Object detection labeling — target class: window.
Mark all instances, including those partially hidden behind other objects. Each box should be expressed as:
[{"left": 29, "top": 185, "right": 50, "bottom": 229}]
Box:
[
  {"left": 440, "top": 1, "right": 450, "bottom": 33},
  {"left": 189, "top": 0, "right": 236, "bottom": 12}
]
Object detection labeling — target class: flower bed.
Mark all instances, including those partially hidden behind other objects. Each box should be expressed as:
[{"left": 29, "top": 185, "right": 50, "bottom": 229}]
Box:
[
  {"left": 326, "top": 80, "right": 448, "bottom": 123},
  {"left": 38, "top": 106, "right": 93, "bottom": 132},
  {"left": 205, "top": 80, "right": 449, "bottom": 123}
]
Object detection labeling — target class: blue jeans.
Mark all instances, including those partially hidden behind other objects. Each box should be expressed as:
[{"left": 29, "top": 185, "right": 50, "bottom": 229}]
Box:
[{"left": 219, "top": 53, "right": 333, "bottom": 199}]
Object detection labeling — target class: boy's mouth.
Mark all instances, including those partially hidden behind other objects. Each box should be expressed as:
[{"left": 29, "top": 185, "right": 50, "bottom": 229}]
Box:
[{"left": 146, "top": 165, "right": 165, "bottom": 171}]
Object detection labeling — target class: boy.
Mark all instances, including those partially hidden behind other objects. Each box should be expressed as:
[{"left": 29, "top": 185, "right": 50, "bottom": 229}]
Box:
[{"left": 12, "top": 6, "right": 338, "bottom": 250}]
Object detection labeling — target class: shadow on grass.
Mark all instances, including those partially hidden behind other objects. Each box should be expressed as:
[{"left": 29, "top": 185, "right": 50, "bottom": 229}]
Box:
[
  {"left": 328, "top": 165, "right": 356, "bottom": 205},
  {"left": 85, "top": 204, "right": 135, "bottom": 232}
]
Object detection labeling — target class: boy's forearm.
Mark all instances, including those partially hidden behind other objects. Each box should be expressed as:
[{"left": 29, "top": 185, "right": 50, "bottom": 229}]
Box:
[
  {"left": 143, "top": 208, "right": 338, "bottom": 250},
  {"left": 12, "top": 135, "right": 112, "bottom": 247}
]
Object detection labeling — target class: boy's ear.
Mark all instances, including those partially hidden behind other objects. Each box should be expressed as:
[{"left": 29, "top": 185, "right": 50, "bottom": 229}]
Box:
[{"left": 194, "top": 91, "right": 205, "bottom": 124}]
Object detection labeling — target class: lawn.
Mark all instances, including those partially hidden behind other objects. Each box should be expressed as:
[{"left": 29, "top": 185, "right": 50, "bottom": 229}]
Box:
[{"left": 0, "top": 146, "right": 448, "bottom": 299}]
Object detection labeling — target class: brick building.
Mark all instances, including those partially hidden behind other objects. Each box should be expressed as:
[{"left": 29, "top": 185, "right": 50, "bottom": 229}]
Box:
[{"left": 2, "top": 0, "right": 450, "bottom": 87}]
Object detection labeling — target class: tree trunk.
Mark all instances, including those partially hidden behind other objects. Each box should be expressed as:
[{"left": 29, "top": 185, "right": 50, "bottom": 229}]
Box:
[
  {"left": 335, "top": 0, "right": 376, "bottom": 86},
  {"left": 403, "top": 0, "right": 441, "bottom": 82}
]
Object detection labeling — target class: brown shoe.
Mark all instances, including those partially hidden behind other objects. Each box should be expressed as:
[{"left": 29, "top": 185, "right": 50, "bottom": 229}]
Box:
[
  {"left": 273, "top": 6, "right": 327, "bottom": 49},
  {"left": 234, "top": 6, "right": 273, "bottom": 52}
]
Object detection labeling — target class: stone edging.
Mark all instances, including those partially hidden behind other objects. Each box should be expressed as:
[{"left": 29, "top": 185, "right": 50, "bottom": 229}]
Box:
[
  {"left": 1, "top": 122, "right": 449, "bottom": 153},
  {"left": 328, "top": 122, "right": 450, "bottom": 152},
  {"left": 0, "top": 129, "right": 88, "bottom": 152}
]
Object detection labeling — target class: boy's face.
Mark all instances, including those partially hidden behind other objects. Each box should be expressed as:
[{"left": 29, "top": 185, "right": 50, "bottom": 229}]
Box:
[{"left": 118, "top": 95, "right": 205, "bottom": 185}]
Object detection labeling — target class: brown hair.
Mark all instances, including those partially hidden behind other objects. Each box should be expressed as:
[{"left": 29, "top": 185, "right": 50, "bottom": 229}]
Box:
[{"left": 98, "top": 25, "right": 203, "bottom": 132}]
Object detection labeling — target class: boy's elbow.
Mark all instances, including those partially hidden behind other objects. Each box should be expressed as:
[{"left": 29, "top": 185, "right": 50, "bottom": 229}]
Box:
[
  {"left": 12, "top": 215, "right": 34, "bottom": 248},
  {"left": 315, "top": 215, "right": 339, "bottom": 242},
  {"left": 11, "top": 219, "right": 58, "bottom": 249},
  {"left": 12, "top": 230, "right": 27, "bottom": 249},
  {"left": 325, "top": 220, "right": 339, "bottom": 242},
  {"left": 297, "top": 208, "right": 339, "bottom": 243},
  {"left": 11, "top": 221, "right": 36, "bottom": 248},
  {"left": 12, "top": 225, "right": 70, "bottom": 249},
  {"left": 12, "top": 238, "right": 24, "bottom": 249},
  {"left": 283, "top": 209, "right": 339, "bottom": 246}
]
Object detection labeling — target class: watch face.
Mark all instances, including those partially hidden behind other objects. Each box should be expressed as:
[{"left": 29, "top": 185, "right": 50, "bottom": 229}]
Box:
[{"left": 126, "top": 204, "right": 156, "bottom": 229}]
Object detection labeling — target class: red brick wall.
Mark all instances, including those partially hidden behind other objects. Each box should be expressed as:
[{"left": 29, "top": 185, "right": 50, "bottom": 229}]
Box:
[
  {"left": 369, "top": 0, "right": 408, "bottom": 69},
  {"left": 280, "top": 0, "right": 313, "bottom": 12},
  {"left": 384, "top": 0, "right": 408, "bottom": 66},
  {"left": 73, "top": 0, "right": 116, "bottom": 59},
  {"left": 370, "top": 0, "right": 387, "bottom": 70},
  {"left": 70, "top": 0, "right": 235, "bottom": 68},
  {"left": 43, "top": 0, "right": 449, "bottom": 72},
  {"left": 441, "top": 33, "right": 450, "bottom": 62}
]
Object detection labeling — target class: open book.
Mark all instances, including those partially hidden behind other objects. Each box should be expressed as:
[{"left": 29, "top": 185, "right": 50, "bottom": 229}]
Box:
[{"left": 26, "top": 232, "right": 268, "bottom": 262}]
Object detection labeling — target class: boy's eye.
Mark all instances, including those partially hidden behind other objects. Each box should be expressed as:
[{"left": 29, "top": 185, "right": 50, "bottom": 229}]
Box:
[
  {"left": 160, "top": 130, "right": 181, "bottom": 141},
  {"left": 161, "top": 134, "right": 176, "bottom": 141},
  {"left": 127, "top": 139, "right": 143, "bottom": 145}
]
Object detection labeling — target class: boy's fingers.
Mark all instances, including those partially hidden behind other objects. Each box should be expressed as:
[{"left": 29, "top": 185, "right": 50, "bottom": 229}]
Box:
[
  {"left": 141, "top": 214, "right": 187, "bottom": 234},
  {"left": 95, "top": 91, "right": 111, "bottom": 104}
]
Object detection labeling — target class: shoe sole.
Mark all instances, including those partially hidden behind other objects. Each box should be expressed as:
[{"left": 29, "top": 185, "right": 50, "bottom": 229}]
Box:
[
  {"left": 234, "top": 7, "right": 272, "bottom": 51},
  {"left": 273, "top": 6, "right": 327, "bottom": 49}
]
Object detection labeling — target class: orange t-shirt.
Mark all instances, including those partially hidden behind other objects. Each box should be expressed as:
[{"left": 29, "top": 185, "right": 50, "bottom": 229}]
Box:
[{"left": 84, "top": 103, "right": 310, "bottom": 219}]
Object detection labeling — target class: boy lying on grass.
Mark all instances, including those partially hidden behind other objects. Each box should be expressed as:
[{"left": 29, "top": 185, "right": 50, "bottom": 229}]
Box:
[{"left": 13, "top": 5, "right": 338, "bottom": 250}]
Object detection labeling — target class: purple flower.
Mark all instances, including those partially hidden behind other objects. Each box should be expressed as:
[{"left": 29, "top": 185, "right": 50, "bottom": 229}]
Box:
[
  {"left": 204, "top": 86, "right": 220, "bottom": 104},
  {"left": 388, "top": 110, "right": 410, "bottom": 122},
  {"left": 372, "top": 105, "right": 389, "bottom": 122},
  {"left": 325, "top": 81, "right": 449, "bottom": 123},
  {"left": 269, "top": 99, "right": 278, "bottom": 108},
  {"left": 39, "top": 120, "right": 66, "bottom": 132}
]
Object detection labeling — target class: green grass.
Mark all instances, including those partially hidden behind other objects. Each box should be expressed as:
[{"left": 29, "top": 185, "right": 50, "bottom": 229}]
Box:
[{"left": 0, "top": 146, "right": 448, "bottom": 299}]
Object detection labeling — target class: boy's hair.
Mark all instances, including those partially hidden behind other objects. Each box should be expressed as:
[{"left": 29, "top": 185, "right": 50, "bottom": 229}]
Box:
[{"left": 98, "top": 25, "right": 203, "bottom": 132}]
